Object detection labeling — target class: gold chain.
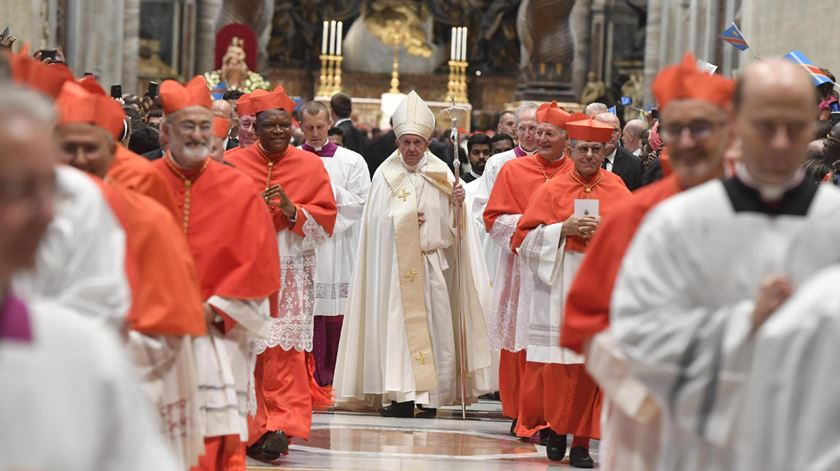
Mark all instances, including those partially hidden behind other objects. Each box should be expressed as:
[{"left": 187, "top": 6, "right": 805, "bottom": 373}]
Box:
[
  {"left": 164, "top": 155, "right": 210, "bottom": 235},
  {"left": 533, "top": 155, "right": 566, "bottom": 182},
  {"left": 569, "top": 170, "right": 604, "bottom": 194}
]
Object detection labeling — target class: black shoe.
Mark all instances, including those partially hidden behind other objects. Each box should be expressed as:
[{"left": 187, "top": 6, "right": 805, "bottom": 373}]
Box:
[
  {"left": 415, "top": 405, "right": 437, "bottom": 418},
  {"left": 509, "top": 419, "right": 518, "bottom": 436},
  {"left": 546, "top": 431, "right": 567, "bottom": 462},
  {"left": 569, "top": 445, "right": 594, "bottom": 468},
  {"left": 246, "top": 431, "right": 289, "bottom": 463},
  {"left": 380, "top": 400, "right": 415, "bottom": 418}
]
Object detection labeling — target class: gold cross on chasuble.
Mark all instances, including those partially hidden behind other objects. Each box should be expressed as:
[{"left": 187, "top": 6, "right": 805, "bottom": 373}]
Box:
[
  {"left": 414, "top": 351, "right": 429, "bottom": 365},
  {"left": 404, "top": 269, "right": 419, "bottom": 282},
  {"left": 396, "top": 188, "right": 411, "bottom": 201}
]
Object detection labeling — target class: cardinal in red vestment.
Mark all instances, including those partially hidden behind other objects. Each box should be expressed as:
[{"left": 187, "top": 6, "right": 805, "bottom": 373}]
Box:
[{"left": 225, "top": 85, "right": 337, "bottom": 462}]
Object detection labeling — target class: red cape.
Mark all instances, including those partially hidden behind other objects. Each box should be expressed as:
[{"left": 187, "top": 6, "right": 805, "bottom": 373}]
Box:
[
  {"left": 152, "top": 156, "right": 281, "bottom": 306},
  {"left": 561, "top": 174, "right": 681, "bottom": 353},
  {"left": 95, "top": 179, "right": 206, "bottom": 336},
  {"left": 107, "top": 145, "right": 179, "bottom": 216},
  {"left": 483, "top": 154, "right": 572, "bottom": 231},
  {"left": 226, "top": 144, "right": 337, "bottom": 235},
  {"left": 511, "top": 168, "right": 631, "bottom": 252}
]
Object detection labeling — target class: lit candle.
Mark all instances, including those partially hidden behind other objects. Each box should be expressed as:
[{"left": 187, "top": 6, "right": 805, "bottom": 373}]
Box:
[
  {"left": 461, "top": 27, "right": 468, "bottom": 61},
  {"left": 329, "top": 20, "right": 336, "bottom": 55},
  {"left": 322, "top": 21, "right": 328, "bottom": 55},
  {"left": 336, "top": 21, "right": 343, "bottom": 56},
  {"left": 454, "top": 27, "right": 461, "bottom": 64},
  {"left": 450, "top": 27, "right": 456, "bottom": 61}
]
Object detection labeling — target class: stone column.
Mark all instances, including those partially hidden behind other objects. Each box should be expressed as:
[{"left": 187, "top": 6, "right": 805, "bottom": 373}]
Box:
[
  {"left": 0, "top": 0, "right": 51, "bottom": 51},
  {"left": 122, "top": 0, "right": 140, "bottom": 94},
  {"left": 643, "top": 0, "right": 662, "bottom": 107},
  {"left": 196, "top": 0, "right": 222, "bottom": 73},
  {"left": 570, "top": 0, "right": 592, "bottom": 96},
  {"left": 66, "top": 0, "right": 125, "bottom": 88},
  {"left": 514, "top": 0, "right": 578, "bottom": 102}
]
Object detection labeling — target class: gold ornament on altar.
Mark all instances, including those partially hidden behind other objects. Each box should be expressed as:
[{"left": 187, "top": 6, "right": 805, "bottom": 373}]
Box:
[
  {"left": 365, "top": 2, "right": 433, "bottom": 95},
  {"left": 317, "top": 20, "right": 344, "bottom": 96},
  {"left": 580, "top": 71, "right": 607, "bottom": 106},
  {"left": 204, "top": 37, "right": 270, "bottom": 94}
]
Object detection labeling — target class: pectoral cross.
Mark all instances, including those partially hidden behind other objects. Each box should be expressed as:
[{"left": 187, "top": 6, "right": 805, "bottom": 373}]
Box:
[
  {"left": 414, "top": 351, "right": 428, "bottom": 365},
  {"left": 396, "top": 189, "right": 411, "bottom": 201},
  {"left": 404, "top": 269, "right": 419, "bottom": 283}
]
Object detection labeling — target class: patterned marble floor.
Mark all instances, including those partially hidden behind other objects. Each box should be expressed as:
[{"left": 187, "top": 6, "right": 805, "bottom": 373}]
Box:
[{"left": 246, "top": 400, "right": 598, "bottom": 470}]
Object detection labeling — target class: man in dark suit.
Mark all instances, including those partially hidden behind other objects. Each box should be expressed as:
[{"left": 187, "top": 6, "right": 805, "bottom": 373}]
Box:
[
  {"left": 330, "top": 92, "right": 368, "bottom": 157},
  {"left": 595, "top": 112, "right": 645, "bottom": 190}
]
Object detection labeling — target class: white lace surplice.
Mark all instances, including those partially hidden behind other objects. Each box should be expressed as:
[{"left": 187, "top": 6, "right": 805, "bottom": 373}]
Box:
[
  {"left": 257, "top": 208, "right": 329, "bottom": 353},
  {"left": 487, "top": 213, "right": 531, "bottom": 351}
]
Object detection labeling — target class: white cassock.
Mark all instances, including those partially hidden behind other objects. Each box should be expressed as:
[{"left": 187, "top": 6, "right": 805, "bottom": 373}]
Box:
[
  {"left": 612, "top": 177, "right": 840, "bottom": 471},
  {"left": 13, "top": 165, "right": 130, "bottom": 327},
  {"left": 517, "top": 223, "right": 584, "bottom": 364},
  {"left": 305, "top": 145, "right": 371, "bottom": 318},
  {"left": 465, "top": 178, "right": 499, "bottom": 391},
  {"left": 471, "top": 147, "right": 531, "bottom": 283},
  {"left": 0, "top": 298, "right": 178, "bottom": 471},
  {"left": 739, "top": 265, "right": 840, "bottom": 471},
  {"left": 335, "top": 151, "right": 493, "bottom": 407}
]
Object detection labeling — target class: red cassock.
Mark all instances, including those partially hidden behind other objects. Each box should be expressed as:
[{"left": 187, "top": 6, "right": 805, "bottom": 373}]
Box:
[
  {"left": 108, "top": 144, "right": 180, "bottom": 217},
  {"left": 226, "top": 144, "right": 337, "bottom": 442},
  {"left": 94, "top": 178, "right": 207, "bottom": 336},
  {"left": 483, "top": 154, "right": 571, "bottom": 422},
  {"left": 561, "top": 174, "right": 681, "bottom": 354},
  {"left": 151, "top": 156, "right": 281, "bottom": 328},
  {"left": 511, "top": 168, "right": 630, "bottom": 440}
]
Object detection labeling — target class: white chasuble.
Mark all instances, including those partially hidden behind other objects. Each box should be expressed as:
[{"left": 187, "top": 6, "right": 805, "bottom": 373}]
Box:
[
  {"left": 517, "top": 222, "right": 585, "bottom": 364},
  {"left": 612, "top": 179, "right": 840, "bottom": 471},
  {"left": 310, "top": 146, "right": 371, "bottom": 317},
  {"left": 13, "top": 165, "right": 130, "bottom": 328},
  {"left": 335, "top": 150, "right": 492, "bottom": 408},
  {"left": 739, "top": 265, "right": 840, "bottom": 471}
]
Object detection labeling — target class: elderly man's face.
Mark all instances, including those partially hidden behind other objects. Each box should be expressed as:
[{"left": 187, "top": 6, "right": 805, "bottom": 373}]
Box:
[
  {"left": 570, "top": 140, "right": 606, "bottom": 178},
  {"left": 536, "top": 123, "right": 567, "bottom": 161},
  {"left": 660, "top": 99, "right": 728, "bottom": 188},
  {"left": 55, "top": 123, "right": 116, "bottom": 178},
  {"left": 595, "top": 113, "right": 621, "bottom": 154},
  {"left": 735, "top": 59, "right": 817, "bottom": 185},
  {"left": 515, "top": 110, "right": 538, "bottom": 151},
  {"left": 397, "top": 134, "right": 428, "bottom": 168},
  {"left": 0, "top": 115, "right": 55, "bottom": 270},
  {"left": 163, "top": 106, "right": 213, "bottom": 168}
]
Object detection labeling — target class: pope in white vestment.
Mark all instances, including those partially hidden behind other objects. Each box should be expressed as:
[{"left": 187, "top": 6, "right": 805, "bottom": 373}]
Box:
[
  {"left": 335, "top": 91, "right": 493, "bottom": 412},
  {"left": 612, "top": 168, "right": 840, "bottom": 471}
]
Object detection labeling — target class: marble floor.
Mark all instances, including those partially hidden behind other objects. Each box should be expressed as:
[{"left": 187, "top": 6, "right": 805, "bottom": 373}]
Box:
[{"left": 246, "top": 400, "right": 598, "bottom": 470}]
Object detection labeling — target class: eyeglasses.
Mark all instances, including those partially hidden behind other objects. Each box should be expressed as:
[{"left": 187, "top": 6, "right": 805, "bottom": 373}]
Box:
[
  {"left": 659, "top": 120, "right": 724, "bottom": 142},
  {"left": 176, "top": 121, "right": 213, "bottom": 134},
  {"left": 517, "top": 125, "right": 538, "bottom": 135},
  {"left": 825, "top": 134, "right": 840, "bottom": 145},
  {"left": 572, "top": 144, "right": 604, "bottom": 155}
]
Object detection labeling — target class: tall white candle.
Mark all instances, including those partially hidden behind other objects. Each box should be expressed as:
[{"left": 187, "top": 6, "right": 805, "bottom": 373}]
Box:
[
  {"left": 329, "top": 20, "right": 336, "bottom": 55},
  {"left": 454, "top": 27, "right": 462, "bottom": 64},
  {"left": 336, "top": 21, "right": 343, "bottom": 56},
  {"left": 461, "top": 27, "right": 468, "bottom": 61},
  {"left": 322, "top": 21, "right": 328, "bottom": 54},
  {"left": 450, "top": 27, "right": 456, "bottom": 61}
]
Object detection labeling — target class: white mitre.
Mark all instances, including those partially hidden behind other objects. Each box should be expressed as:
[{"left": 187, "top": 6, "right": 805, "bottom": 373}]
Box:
[{"left": 392, "top": 90, "right": 435, "bottom": 140}]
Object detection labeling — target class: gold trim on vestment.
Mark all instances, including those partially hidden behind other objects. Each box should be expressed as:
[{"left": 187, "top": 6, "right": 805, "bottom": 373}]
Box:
[{"left": 380, "top": 151, "right": 451, "bottom": 391}]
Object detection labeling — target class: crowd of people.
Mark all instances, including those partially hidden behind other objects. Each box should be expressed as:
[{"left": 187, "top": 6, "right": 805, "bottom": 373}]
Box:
[{"left": 3, "top": 32, "right": 840, "bottom": 471}]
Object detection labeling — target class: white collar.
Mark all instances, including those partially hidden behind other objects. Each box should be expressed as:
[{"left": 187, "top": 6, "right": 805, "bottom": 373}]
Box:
[{"left": 734, "top": 163, "right": 806, "bottom": 201}]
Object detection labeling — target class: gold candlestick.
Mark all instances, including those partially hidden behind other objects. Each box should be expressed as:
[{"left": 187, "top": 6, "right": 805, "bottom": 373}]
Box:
[
  {"left": 332, "top": 55, "right": 343, "bottom": 94},
  {"left": 458, "top": 61, "right": 469, "bottom": 103},
  {"left": 389, "top": 45, "right": 401, "bottom": 94},
  {"left": 446, "top": 60, "right": 458, "bottom": 102},
  {"left": 318, "top": 54, "right": 329, "bottom": 96}
]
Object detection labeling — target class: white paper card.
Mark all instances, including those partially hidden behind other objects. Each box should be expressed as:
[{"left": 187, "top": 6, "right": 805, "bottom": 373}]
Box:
[{"left": 575, "top": 199, "right": 600, "bottom": 217}]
